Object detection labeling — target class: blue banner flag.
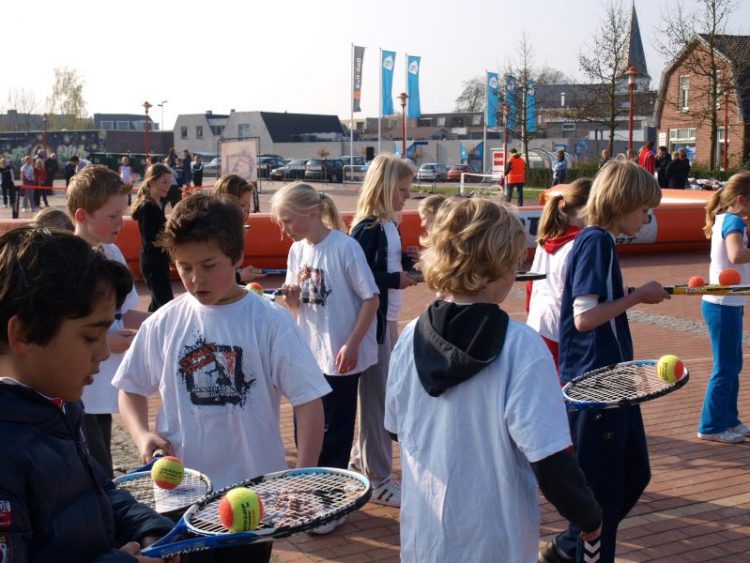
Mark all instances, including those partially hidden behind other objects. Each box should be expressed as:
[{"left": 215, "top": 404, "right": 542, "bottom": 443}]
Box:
[
  {"left": 471, "top": 142, "right": 484, "bottom": 159},
  {"left": 460, "top": 143, "right": 468, "bottom": 162},
  {"left": 407, "top": 55, "right": 421, "bottom": 119},
  {"left": 526, "top": 79, "right": 536, "bottom": 133},
  {"left": 406, "top": 143, "right": 418, "bottom": 159},
  {"left": 352, "top": 46, "right": 365, "bottom": 112},
  {"left": 504, "top": 74, "right": 517, "bottom": 131},
  {"left": 381, "top": 50, "right": 396, "bottom": 116},
  {"left": 486, "top": 72, "right": 499, "bottom": 128}
]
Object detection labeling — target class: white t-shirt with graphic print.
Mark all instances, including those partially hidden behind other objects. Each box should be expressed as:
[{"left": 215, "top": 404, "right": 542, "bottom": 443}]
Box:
[
  {"left": 112, "top": 291, "right": 331, "bottom": 489},
  {"left": 285, "top": 229, "right": 379, "bottom": 376},
  {"left": 82, "top": 243, "right": 139, "bottom": 414}
]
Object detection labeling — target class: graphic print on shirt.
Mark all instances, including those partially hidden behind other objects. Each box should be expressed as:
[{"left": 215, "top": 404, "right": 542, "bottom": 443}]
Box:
[
  {"left": 297, "top": 265, "right": 332, "bottom": 306},
  {"left": 178, "top": 335, "right": 254, "bottom": 406}
]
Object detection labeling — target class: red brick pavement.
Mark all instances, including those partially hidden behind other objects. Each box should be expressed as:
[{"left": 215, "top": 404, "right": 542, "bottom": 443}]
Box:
[{"left": 113, "top": 185, "right": 750, "bottom": 562}]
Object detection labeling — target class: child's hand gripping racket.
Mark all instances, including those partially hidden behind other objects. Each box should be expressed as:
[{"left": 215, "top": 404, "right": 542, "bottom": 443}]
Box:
[
  {"left": 562, "top": 358, "right": 689, "bottom": 410},
  {"left": 114, "top": 451, "right": 212, "bottom": 517},
  {"left": 141, "top": 467, "right": 371, "bottom": 558}
]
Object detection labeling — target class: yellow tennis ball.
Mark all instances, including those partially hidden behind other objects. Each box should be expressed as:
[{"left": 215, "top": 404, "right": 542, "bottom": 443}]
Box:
[
  {"left": 657, "top": 355, "right": 684, "bottom": 383},
  {"left": 150, "top": 456, "right": 184, "bottom": 490},
  {"left": 219, "top": 487, "right": 264, "bottom": 532}
]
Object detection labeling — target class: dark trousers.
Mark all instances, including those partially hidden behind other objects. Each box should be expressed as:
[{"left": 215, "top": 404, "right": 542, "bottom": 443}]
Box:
[
  {"left": 505, "top": 182, "right": 524, "bottom": 206},
  {"left": 84, "top": 413, "right": 114, "bottom": 478},
  {"left": 141, "top": 254, "right": 174, "bottom": 312},
  {"left": 181, "top": 542, "right": 273, "bottom": 563},
  {"left": 319, "top": 374, "right": 361, "bottom": 468},
  {"left": 4, "top": 185, "right": 18, "bottom": 218},
  {"left": 33, "top": 185, "right": 49, "bottom": 208},
  {"left": 555, "top": 406, "right": 650, "bottom": 562}
]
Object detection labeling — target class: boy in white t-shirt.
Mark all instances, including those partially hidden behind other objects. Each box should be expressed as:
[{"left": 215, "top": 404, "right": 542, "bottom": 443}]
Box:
[
  {"left": 67, "top": 165, "right": 148, "bottom": 478},
  {"left": 384, "top": 198, "right": 602, "bottom": 563},
  {"left": 113, "top": 193, "right": 329, "bottom": 563}
]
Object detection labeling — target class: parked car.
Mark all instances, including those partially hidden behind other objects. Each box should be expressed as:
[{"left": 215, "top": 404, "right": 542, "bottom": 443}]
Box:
[
  {"left": 446, "top": 164, "right": 481, "bottom": 182},
  {"left": 270, "top": 158, "right": 308, "bottom": 181},
  {"left": 258, "top": 155, "right": 287, "bottom": 178},
  {"left": 304, "top": 158, "right": 344, "bottom": 183},
  {"left": 338, "top": 155, "right": 367, "bottom": 166},
  {"left": 203, "top": 156, "right": 221, "bottom": 176},
  {"left": 416, "top": 163, "right": 448, "bottom": 182}
]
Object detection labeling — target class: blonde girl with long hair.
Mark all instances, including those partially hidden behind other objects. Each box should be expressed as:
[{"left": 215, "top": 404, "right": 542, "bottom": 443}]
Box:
[
  {"left": 132, "top": 163, "right": 173, "bottom": 311},
  {"left": 698, "top": 171, "right": 750, "bottom": 444},
  {"left": 270, "top": 183, "right": 379, "bottom": 533},
  {"left": 526, "top": 178, "right": 592, "bottom": 366},
  {"left": 348, "top": 153, "right": 417, "bottom": 507}
]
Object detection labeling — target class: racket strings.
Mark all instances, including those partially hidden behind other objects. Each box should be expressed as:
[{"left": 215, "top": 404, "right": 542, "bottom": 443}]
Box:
[
  {"left": 565, "top": 364, "right": 671, "bottom": 402},
  {"left": 188, "top": 472, "right": 367, "bottom": 535},
  {"left": 116, "top": 470, "right": 211, "bottom": 513}
]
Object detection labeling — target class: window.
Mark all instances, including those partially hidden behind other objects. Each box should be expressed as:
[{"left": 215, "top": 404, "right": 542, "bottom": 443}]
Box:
[
  {"left": 196, "top": 125, "right": 203, "bottom": 139},
  {"left": 100, "top": 120, "right": 113, "bottom": 130},
  {"left": 180, "top": 126, "right": 188, "bottom": 139},
  {"left": 436, "top": 116, "right": 446, "bottom": 127},
  {"left": 472, "top": 114, "right": 482, "bottom": 125},
  {"left": 116, "top": 121, "right": 130, "bottom": 130},
  {"left": 210, "top": 125, "right": 224, "bottom": 136},
  {"left": 238, "top": 123, "right": 250, "bottom": 138},
  {"left": 561, "top": 122, "right": 576, "bottom": 138},
  {"left": 679, "top": 76, "right": 689, "bottom": 111}
]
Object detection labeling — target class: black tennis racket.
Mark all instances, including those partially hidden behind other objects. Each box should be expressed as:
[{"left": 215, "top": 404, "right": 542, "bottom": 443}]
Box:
[
  {"left": 516, "top": 271, "right": 546, "bottom": 281},
  {"left": 260, "top": 268, "right": 287, "bottom": 276},
  {"left": 141, "top": 467, "right": 371, "bottom": 558},
  {"left": 114, "top": 454, "right": 212, "bottom": 517},
  {"left": 562, "top": 359, "right": 689, "bottom": 410}
]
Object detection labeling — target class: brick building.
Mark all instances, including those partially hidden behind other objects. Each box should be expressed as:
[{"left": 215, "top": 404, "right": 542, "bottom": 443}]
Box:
[{"left": 655, "top": 34, "right": 750, "bottom": 169}]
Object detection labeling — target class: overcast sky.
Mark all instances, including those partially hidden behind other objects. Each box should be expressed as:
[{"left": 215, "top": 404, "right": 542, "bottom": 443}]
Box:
[{"left": 3, "top": 0, "right": 749, "bottom": 129}]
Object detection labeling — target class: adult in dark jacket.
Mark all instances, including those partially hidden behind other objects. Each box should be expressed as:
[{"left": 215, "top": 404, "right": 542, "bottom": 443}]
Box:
[
  {"left": 64, "top": 155, "right": 80, "bottom": 187},
  {"left": 181, "top": 150, "right": 192, "bottom": 187},
  {"left": 44, "top": 152, "right": 59, "bottom": 197},
  {"left": 655, "top": 146, "right": 671, "bottom": 188},
  {"left": 666, "top": 150, "right": 691, "bottom": 189}
]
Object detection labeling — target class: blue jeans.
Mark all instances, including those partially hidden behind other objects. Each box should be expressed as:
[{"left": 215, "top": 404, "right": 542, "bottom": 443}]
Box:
[
  {"left": 505, "top": 183, "right": 524, "bottom": 206},
  {"left": 699, "top": 300, "right": 743, "bottom": 434}
]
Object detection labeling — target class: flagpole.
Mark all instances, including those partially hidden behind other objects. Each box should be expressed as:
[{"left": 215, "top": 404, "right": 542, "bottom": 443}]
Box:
[
  {"left": 350, "top": 43, "right": 354, "bottom": 167},
  {"left": 378, "top": 48, "right": 382, "bottom": 156},
  {"left": 404, "top": 52, "right": 408, "bottom": 160},
  {"left": 483, "top": 70, "right": 488, "bottom": 175}
]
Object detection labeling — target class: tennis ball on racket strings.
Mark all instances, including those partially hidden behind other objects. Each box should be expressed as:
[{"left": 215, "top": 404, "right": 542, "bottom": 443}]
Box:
[
  {"left": 151, "top": 456, "right": 184, "bottom": 489},
  {"left": 657, "top": 355, "right": 685, "bottom": 384},
  {"left": 219, "top": 487, "right": 264, "bottom": 532},
  {"left": 688, "top": 276, "right": 705, "bottom": 288},
  {"left": 246, "top": 282, "right": 264, "bottom": 295},
  {"left": 719, "top": 268, "right": 741, "bottom": 286}
]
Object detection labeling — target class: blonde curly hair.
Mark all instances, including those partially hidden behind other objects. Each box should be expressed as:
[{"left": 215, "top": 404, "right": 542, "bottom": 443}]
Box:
[{"left": 420, "top": 198, "right": 526, "bottom": 296}]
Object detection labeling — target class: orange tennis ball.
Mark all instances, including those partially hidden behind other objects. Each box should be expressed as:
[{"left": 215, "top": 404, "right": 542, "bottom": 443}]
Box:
[
  {"left": 246, "top": 282, "right": 264, "bottom": 295},
  {"left": 218, "top": 487, "right": 264, "bottom": 532},
  {"left": 150, "top": 456, "right": 184, "bottom": 490},
  {"left": 657, "top": 355, "right": 684, "bottom": 384},
  {"left": 688, "top": 276, "right": 705, "bottom": 288},
  {"left": 719, "top": 268, "right": 741, "bottom": 286}
]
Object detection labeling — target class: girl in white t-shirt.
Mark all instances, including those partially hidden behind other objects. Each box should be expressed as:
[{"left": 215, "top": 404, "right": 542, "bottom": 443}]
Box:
[
  {"left": 271, "top": 183, "right": 379, "bottom": 532},
  {"left": 526, "top": 178, "right": 591, "bottom": 368}
]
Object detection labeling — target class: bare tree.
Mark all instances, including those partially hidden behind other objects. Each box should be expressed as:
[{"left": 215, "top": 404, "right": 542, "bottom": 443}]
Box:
[
  {"left": 506, "top": 32, "right": 537, "bottom": 163},
  {"left": 536, "top": 67, "right": 574, "bottom": 86},
  {"left": 454, "top": 76, "right": 485, "bottom": 112},
  {"left": 575, "top": 0, "right": 630, "bottom": 156},
  {"left": 5, "top": 89, "right": 40, "bottom": 132},
  {"left": 47, "top": 67, "right": 89, "bottom": 130},
  {"left": 656, "top": 0, "right": 742, "bottom": 169}
]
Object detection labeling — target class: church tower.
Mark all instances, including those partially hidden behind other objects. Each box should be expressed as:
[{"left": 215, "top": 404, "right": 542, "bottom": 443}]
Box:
[{"left": 619, "top": 2, "right": 651, "bottom": 91}]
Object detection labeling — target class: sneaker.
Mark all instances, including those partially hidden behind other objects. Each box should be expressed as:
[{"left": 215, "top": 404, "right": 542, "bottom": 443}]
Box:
[
  {"left": 370, "top": 478, "right": 401, "bottom": 507},
  {"left": 538, "top": 540, "right": 573, "bottom": 563},
  {"left": 730, "top": 423, "right": 750, "bottom": 437},
  {"left": 697, "top": 430, "right": 745, "bottom": 443},
  {"left": 308, "top": 515, "right": 347, "bottom": 535}
]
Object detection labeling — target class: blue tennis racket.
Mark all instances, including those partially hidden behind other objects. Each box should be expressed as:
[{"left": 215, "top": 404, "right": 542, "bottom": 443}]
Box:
[
  {"left": 562, "top": 359, "right": 689, "bottom": 410},
  {"left": 260, "top": 268, "right": 287, "bottom": 276},
  {"left": 141, "top": 467, "right": 371, "bottom": 558}
]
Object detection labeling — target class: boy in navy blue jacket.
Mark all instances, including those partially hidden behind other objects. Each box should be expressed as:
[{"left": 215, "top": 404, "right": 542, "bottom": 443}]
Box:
[{"left": 0, "top": 227, "right": 175, "bottom": 563}]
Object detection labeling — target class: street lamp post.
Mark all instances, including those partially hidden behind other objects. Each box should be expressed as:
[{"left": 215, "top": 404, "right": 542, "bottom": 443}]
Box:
[
  {"left": 623, "top": 66, "right": 639, "bottom": 155},
  {"left": 42, "top": 113, "right": 48, "bottom": 156},
  {"left": 143, "top": 101, "right": 153, "bottom": 158},
  {"left": 398, "top": 92, "right": 408, "bottom": 158},
  {"left": 158, "top": 100, "right": 168, "bottom": 131}
]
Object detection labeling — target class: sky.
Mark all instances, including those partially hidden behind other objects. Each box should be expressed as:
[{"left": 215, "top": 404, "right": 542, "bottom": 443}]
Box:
[{"left": 2, "top": 0, "right": 749, "bottom": 130}]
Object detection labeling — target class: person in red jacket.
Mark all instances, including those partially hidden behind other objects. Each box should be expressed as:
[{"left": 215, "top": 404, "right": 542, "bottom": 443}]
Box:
[
  {"left": 504, "top": 148, "right": 527, "bottom": 206},
  {"left": 638, "top": 141, "right": 655, "bottom": 175}
]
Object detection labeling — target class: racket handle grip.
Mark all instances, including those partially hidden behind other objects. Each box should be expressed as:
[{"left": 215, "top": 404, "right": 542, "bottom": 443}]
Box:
[
  {"left": 627, "top": 286, "right": 675, "bottom": 295},
  {"left": 152, "top": 448, "right": 167, "bottom": 459}
]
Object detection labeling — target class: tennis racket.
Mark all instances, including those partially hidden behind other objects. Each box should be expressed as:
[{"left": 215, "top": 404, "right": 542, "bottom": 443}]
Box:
[
  {"left": 114, "top": 453, "right": 212, "bottom": 517},
  {"left": 663, "top": 284, "right": 750, "bottom": 295},
  {"left": 562, "top": 359, "right": 689, "bottom": 410},
  {"left": 516, "top": 271, "right": 546, "bottom": 281},
  {"left": 141, "top": 467, "right": 371, "bottom": 558},
  {"left": 260, "top": 268, "right": 287, "bottom": 276}
]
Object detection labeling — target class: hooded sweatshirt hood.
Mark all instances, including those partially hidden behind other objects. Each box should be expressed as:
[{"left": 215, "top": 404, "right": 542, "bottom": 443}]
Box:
[
  {"left": 543, "top": 225, "right": 581, "bottom": 254},
  {"left": 413, "top": 300, "right": 509, "bottom": 397}
]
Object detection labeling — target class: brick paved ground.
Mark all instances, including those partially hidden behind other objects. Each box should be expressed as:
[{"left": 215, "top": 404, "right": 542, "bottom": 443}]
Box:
[{"left": 74, "top": 181, "right": 749, "bottom": 562}]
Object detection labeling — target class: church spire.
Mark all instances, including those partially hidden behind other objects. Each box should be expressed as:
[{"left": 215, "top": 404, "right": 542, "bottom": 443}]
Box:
[{"left": 624, "top": 2, "right": 650, "bottom": 89}]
